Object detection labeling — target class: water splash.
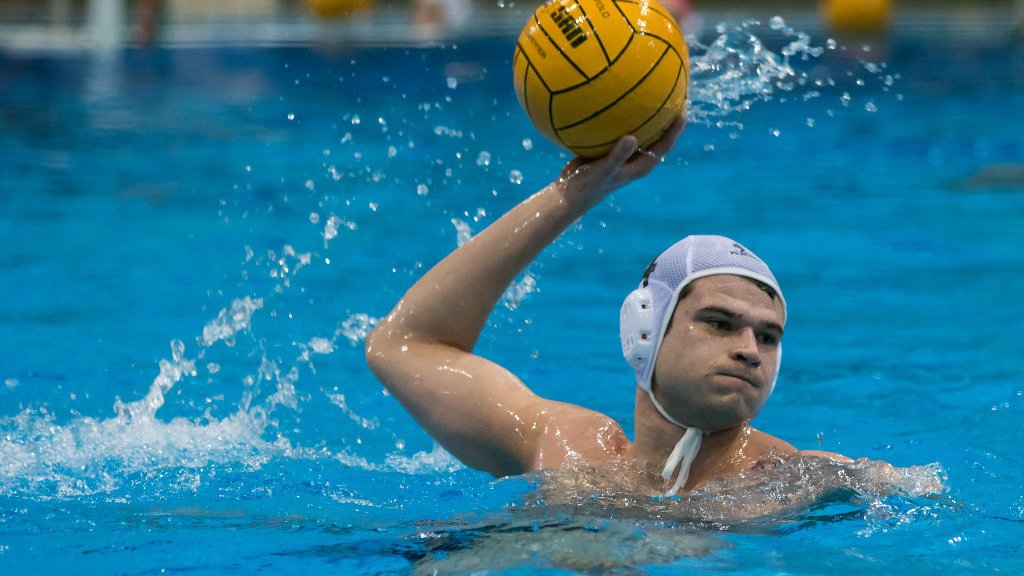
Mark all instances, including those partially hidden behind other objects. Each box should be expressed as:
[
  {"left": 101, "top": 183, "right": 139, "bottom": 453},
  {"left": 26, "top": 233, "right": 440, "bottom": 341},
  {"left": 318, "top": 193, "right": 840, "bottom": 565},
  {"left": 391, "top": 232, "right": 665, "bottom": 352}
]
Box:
[
  {"left": 338, "top": 313, "right": 379, "bottom": 347},
  {"left": 0, "top": 243, "right": 391, "bottom": 500},
  {"left": 327, "top": 393, "right": 380, "bottom": 430},
  {"left": 0, "top": 405, "right": 275, "bottom": 499},
  {"left": 687, "top": 18, "right": 892, "bottom": 129},
  {"left": 502, "top": 272, "right": 537, "bottom": 311},
  {"left": 529, "top": 455, "right": 948, "bottom": 531},
  {"left": 335, "top": 441, "right": 463, "bottom": 475},
  {"left": 402, "top": 458, "right": 949, "bottom": 573},
  {"left": 322, "top": 214, "right": 357, "bottom": 248},
  {"left": 451, "top": 217, "right": 474, "bottom": 246},
  {"left": 200, "top": 296, "right": 264, "bottom": 347},
  {"left": 0, "top": 292, "right": 292, "bottom": 499}
]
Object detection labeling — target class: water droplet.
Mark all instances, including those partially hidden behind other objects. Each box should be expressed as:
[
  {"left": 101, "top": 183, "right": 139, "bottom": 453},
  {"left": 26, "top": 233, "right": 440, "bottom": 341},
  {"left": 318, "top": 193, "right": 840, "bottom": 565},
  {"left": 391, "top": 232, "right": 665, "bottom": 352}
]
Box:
[
  {"left": 521, "top": 138, "right": 533, "bottom": 150},
  {"left": 864, "top": 101, "right": 878, "bottom": 112},
  {"left": 417, "top": 184, "right": 429, "bottom": 196},
  {"left": 509, "top": 169, "right": 523, "bottom": 184},
  {"left": 446, "top": 76, "right": 458, "bottom": 89},
  {"left": 806, "top": 117, "right": 815, "bottom": 127},
  {"left": 387, "top": 145, "right": 398, "bottom": 158},
  {"left": 769, "top": 16, "right": 785, "bottom": 30},
  {"left": 305, "top": 180, "right": 315, "bottom": 191},
  {"left": 351, "top": 115, "right": 361, "bottom": 125},
  {"left": 287, "top": 113, "right": 295, "bottom": 121},
  {"left": 476, "top": 151, "right": 491, "bottom": 166},
  {"left": 309, "top": 212, "right": 320, "bottom": 224}
]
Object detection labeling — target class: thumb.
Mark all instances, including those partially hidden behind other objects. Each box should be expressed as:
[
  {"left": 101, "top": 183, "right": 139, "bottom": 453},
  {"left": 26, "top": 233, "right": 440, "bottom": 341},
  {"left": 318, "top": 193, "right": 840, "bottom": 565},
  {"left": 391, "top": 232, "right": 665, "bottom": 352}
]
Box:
[
  {"left": 606, "top": 135, "right": 638, "bottom": 168},
  {"left": 585, "top": 135, "right": 637, "bottom": 179}
]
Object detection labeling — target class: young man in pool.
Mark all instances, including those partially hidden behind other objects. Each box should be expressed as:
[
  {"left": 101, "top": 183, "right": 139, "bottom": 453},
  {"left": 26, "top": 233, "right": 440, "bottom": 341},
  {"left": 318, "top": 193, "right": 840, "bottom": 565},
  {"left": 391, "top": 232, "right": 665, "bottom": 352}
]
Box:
[{"left": 365, "top": 114, "right": 846, "bottom": 495}]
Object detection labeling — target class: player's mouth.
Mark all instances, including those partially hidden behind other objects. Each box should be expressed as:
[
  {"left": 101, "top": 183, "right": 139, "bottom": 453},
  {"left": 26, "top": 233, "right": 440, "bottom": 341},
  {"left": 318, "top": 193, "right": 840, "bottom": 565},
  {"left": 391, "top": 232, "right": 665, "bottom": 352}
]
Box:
[{"left": 715, "top": 370, "right": 760, "bottom": 388}]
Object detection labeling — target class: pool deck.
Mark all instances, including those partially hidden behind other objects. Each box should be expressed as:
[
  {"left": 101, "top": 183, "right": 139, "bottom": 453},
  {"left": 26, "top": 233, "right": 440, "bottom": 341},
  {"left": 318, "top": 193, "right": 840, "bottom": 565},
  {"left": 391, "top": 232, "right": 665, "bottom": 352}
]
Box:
[{"left": 0, "top": 0, "right": 1021, "bottom": 52}]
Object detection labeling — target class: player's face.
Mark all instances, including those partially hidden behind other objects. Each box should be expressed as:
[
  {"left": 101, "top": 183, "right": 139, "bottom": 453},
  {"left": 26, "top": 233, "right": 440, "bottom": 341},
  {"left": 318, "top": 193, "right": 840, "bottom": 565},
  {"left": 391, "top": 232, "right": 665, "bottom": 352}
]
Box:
[{"left": 651, "top": 275, "right": 785, "bottom": 432}]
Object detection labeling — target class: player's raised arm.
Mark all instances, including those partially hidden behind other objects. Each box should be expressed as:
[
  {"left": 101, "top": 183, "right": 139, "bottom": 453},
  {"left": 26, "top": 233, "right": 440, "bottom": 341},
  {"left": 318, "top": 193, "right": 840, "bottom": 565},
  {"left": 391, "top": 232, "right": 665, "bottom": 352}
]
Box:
[{"left": 365, "top": 117, "right": 685, "bottom": 477}]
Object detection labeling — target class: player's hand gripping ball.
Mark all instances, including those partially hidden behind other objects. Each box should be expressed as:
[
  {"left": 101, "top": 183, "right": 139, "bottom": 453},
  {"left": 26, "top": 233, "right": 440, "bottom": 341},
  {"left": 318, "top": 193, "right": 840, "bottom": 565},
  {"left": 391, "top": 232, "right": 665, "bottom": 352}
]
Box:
[{"left": 513, "top": 0, "right": 689, "bottom": 157}]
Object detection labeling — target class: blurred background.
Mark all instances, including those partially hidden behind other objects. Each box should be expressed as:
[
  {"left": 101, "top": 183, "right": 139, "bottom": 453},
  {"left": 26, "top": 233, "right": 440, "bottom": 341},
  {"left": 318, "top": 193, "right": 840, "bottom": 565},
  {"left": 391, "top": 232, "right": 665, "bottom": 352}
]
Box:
[{"left": 0, "top": 0, "right": 1021, "bottom": 50}]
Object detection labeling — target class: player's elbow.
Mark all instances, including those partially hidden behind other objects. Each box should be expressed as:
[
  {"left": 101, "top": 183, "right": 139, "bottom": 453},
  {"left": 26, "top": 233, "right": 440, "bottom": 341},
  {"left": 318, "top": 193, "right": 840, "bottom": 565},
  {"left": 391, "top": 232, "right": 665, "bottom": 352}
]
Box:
[
  {"left": 364, "top": 318, "right": 416, "bottom": 381},
  {"left": 364, "top": 321, "right": 390, "bottom": 375}
]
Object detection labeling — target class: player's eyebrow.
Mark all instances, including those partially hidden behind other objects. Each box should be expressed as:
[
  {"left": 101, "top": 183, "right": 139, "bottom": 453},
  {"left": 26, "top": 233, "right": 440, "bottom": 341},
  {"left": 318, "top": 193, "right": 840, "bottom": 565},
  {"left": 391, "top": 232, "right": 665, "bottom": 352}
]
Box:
[{"left": 696, "top": 305, "right": 784, "bottom": 336}]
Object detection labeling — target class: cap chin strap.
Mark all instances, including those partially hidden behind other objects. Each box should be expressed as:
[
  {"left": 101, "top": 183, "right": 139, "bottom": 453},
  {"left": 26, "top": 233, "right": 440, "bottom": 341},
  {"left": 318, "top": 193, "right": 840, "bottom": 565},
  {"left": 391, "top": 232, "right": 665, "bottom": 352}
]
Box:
[
  {"left": 646, "top": 387, "right": 703, "bottom": 496},
  {"left": 662, "top": 427, "right": 702, "bottom": 496}
]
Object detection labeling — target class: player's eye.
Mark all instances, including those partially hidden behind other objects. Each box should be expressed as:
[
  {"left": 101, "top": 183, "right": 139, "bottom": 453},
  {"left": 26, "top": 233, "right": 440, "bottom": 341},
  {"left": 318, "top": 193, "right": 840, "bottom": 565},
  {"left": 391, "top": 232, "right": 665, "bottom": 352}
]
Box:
[{"left": 707, "top": 319, "right": 732, "bottom": 332}]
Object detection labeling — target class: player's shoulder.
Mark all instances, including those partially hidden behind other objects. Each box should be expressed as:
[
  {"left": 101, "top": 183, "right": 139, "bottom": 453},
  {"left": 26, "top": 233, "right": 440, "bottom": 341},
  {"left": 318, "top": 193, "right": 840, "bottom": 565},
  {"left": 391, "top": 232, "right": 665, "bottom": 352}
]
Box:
[
  {"left": 746, "top": 426, "right": 799, "bottom": 457},
  {"left": 746, "top": 427, "right": 853, "bottom": 463},
  {"left": 528, "top": 401, "right": 631, "bottom": 470},
  {"left": 793, "top": 449, "right": 853, "bottom": 463}
]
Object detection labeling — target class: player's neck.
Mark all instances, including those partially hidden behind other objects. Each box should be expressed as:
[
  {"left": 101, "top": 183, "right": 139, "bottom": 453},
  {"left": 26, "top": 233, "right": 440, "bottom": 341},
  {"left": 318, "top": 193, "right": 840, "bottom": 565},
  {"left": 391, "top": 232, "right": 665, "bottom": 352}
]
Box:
[{"left": 632, "top": 391, "right": 750, "bottom": 490}]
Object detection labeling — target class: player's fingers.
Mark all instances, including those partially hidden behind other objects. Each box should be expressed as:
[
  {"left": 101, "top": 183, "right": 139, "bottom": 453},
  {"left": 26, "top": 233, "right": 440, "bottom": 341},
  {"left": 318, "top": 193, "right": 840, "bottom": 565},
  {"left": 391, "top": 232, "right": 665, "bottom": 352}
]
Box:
[{"left": 644, "top": 113, "right": 687, "bottom": 159}]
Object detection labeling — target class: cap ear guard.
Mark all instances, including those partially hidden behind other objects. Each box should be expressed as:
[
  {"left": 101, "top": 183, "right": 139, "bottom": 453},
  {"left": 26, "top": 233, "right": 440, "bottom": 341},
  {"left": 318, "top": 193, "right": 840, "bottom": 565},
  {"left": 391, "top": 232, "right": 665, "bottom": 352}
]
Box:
[{"left": 620, "top": 287, "right": 655, "bottom": 374}]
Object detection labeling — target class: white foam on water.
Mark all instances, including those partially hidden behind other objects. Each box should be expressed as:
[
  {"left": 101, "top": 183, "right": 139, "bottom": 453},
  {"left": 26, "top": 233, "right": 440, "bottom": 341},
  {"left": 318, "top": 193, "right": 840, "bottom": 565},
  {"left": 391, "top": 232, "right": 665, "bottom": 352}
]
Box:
[
  {"left": 334, "top": 441, "right": 464, "bottom": 475},
  {"left": 0, "top": 404, "right": 274, "bottom": 499}
]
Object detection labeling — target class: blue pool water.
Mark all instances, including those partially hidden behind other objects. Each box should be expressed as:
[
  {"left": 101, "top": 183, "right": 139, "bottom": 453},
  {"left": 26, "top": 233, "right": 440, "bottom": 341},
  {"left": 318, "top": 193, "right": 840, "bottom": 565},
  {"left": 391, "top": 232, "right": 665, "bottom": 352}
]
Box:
[{"left": 2, "top": 11, "right": 1023, "bottom": 574}]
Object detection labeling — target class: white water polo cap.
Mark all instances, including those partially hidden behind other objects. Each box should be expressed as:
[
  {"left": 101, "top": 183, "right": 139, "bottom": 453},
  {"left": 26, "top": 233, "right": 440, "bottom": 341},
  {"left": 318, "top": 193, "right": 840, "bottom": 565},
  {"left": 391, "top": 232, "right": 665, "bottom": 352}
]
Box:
[{"left": 619, "top": 235, "right": 786, "bottom": 494}]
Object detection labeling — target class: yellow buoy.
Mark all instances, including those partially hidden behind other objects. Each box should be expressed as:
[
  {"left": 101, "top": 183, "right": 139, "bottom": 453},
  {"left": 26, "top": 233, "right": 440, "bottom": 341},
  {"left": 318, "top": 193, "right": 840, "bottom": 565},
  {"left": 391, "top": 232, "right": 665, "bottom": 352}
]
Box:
[
  {"left": 820, "top": 0, "right": 891, "bottom": 34},
  {"left": 306, "top": 0, "right": 374, "bottom": 20}
]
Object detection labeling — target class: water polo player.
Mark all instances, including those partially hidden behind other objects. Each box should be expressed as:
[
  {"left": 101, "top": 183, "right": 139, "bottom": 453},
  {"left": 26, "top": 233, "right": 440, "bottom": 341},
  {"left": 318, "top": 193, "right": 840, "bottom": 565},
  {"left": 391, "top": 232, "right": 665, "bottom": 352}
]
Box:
[{"left": 365, "top": 115, "right": 849, "bottom": 495}]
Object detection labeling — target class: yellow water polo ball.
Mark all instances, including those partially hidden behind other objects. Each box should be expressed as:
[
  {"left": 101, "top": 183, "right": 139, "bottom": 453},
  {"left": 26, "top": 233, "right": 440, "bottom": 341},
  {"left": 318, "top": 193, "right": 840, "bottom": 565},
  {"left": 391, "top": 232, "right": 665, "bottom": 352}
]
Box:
[
  {"left": 513, "top": 0, "right": 690, "bottom": 158},
  {"left": 821, "top": 0, "right": 891, "bottom": 34}
]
